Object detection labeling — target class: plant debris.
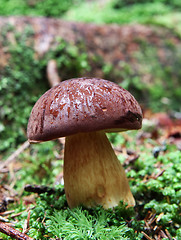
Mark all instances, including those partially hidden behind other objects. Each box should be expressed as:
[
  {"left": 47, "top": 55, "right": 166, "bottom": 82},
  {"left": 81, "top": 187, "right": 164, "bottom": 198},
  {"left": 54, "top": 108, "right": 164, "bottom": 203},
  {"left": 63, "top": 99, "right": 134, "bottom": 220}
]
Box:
[
  {"left": 24, "top": 184, "right": 64, "bottom": 196},
  {"left": 0, "top": 221, "right": 33, "bottom": 240}
]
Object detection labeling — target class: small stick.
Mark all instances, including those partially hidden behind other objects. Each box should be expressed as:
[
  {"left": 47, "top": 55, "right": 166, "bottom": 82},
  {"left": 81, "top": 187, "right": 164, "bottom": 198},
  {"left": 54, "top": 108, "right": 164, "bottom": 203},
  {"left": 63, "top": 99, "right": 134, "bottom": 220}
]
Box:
[
  {"left": 47, "top": 59, "right": 61, "bottom": 87},
  {"left": 23, "top": 210, "right": 31, "bottom": 234},
  {"left": 0, "top": 221, "right": 34, "bottom": 240},
  {"left": 0, "top": 216, "right": 9, "bottom": 222},
  {"left": 24, "top": 184, "right": 64, "bottom": 195},
  {"left": 24, "top": 184, "right": 55, "bottom": 194},
  {"left": 165, "top": 229, "right": 173, "bottom": 240},
  {"left": 154, "top": 169, "right": 165, "bottom": 179},
  {"left": 0, "top": 210, "right": 15, "bottom": 216},
  {"left": 0, "top": 141, "right": 30, "bottom": 169},
  {"left": 159, "top": 230, "right": 168, "bottom": 238},
  {"left": 11, "top": 207, "right": 34, "bottom": 219},
  {"left": 141, "top": 231, "right": 153, "bottom": 240}
]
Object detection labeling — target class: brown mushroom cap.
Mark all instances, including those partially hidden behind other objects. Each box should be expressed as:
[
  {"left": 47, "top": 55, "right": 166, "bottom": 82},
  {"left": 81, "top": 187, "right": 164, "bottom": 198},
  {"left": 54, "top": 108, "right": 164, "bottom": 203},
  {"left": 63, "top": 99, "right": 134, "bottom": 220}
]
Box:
[{"left": 27, "top": 77, "right": 142, "bottom": 142}]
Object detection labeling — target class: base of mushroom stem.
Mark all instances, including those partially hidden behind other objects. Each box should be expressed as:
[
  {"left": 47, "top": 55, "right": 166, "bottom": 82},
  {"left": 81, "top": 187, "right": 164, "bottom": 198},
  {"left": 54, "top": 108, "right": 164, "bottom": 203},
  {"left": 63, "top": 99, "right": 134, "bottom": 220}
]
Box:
[{"left": 63, "top": 131, "right": 135, "bottom": 209}]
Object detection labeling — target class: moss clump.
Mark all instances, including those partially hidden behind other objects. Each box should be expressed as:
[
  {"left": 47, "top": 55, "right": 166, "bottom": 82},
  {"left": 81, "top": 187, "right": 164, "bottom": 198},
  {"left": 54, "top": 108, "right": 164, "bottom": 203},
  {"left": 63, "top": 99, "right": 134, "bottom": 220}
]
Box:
[
  {"left": 2, "top": 145, "right": 179, "bottom": 239},
  {"left": 0, "top": 0, "right": 77, "bottom": 17}
]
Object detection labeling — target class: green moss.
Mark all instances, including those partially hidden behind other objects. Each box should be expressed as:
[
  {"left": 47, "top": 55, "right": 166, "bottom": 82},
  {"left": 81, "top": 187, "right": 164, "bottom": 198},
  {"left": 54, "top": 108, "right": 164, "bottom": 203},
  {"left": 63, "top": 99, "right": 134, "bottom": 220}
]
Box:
[
  {"left": 64, "top": 1, "right": 170, "bottom": 24},
  {"left": 0, "top": 27, "right": 47, "bottom": 154},
  {"left": 1, "top": 128, "right": 180, "bottom": 239},
  {"left": 16, "top": 189, "right": 141, "bottom": 239},
  {"left": 3, "top": 145, "right": 178, "bottom": 239},
  {"left": 0, "top": 0, "right": 77, "bottom": 17},
  {"left": 0, "top": 27, "right": 90, "bottom": 154}
]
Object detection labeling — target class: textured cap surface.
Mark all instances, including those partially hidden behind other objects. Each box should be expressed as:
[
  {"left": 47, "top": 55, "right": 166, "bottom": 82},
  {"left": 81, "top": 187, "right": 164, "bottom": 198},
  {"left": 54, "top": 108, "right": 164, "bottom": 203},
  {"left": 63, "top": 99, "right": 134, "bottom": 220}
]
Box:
[{"left": 27, "top": 78, "right": 142, "bottom": 142}]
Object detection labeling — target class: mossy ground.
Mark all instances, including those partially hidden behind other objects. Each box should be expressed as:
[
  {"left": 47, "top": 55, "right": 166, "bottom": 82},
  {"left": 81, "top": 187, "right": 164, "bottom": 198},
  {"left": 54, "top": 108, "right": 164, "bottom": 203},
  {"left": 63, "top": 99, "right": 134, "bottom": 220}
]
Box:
[
  {"left": 0, "top": 121, "right": 181, "bottom": 239},
  {"left": 0, "top": 1, "right": 181, "bottom": 239}
]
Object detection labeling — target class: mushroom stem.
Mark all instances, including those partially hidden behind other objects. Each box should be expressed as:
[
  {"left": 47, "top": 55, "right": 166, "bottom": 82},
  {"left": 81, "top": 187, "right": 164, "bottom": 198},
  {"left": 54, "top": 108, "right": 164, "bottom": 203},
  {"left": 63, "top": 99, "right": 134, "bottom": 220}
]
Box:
[{"left": 64, "top": 131, "right": 135, "bottom": 209}]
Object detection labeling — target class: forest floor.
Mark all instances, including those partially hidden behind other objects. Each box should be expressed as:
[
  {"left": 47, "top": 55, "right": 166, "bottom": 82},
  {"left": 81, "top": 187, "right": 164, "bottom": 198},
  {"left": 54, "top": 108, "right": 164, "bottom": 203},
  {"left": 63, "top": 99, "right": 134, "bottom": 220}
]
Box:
[{"left": 0, "top": 109, "right": 181, "bottom": 239}]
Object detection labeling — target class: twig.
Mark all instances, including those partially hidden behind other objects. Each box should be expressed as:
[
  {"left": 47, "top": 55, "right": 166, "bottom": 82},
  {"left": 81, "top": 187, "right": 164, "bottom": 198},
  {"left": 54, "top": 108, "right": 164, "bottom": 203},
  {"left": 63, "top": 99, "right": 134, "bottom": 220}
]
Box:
[
  {"left": 141, "top": 231, "right": 153, "bottom": 240},
  {"left": 24, "top": 184, "right": 65, "bottom": 195},
  {"left": 165, "top": 229, "right": 173, "bottom": 240},
  {"left": 0, "top": 221, "right": 34, "bottom": 240},
  {"left": 0, "top": 210, "right": 15, "bottom": 216},
  {"left": 24, "top": 184, "right": 55, "bottom": 194},
  {"left": 41, "top": 212, "right": 46, "bottom": 226},
  {"left": 159, "top": 230, "right": 168, "bottom": 238},
  {"left": 0, "top": 141, "right": 30, "bottom": 170},
  {"left": 11, "top": 207, "right": 34, "bottom": 219},
  {"left": 154, "top": 169, "right": 165, "bottom": 179},
  {"left": 23, "top": 210, "right": 31, "bottom": 234},
  {"left": 47, "top": 59, "right": 61, "bottom": 87},
  {"left": 0, "top": 216, "right": 9, "bottom": 222}
]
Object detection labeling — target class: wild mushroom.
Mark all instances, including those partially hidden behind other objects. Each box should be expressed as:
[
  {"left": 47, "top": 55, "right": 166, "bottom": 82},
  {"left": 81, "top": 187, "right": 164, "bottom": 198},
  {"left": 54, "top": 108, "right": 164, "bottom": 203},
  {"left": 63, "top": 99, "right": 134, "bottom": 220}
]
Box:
[{"left": 27, "top": 77, "right": 142, "bottom": 209}]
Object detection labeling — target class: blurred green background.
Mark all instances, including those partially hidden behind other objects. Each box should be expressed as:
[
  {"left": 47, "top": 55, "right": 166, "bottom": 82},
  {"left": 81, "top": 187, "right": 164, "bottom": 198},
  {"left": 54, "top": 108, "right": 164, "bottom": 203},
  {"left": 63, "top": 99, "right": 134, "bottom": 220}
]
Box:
[{"left": 0, "top": 0, "right": 181, "bottom": 154}]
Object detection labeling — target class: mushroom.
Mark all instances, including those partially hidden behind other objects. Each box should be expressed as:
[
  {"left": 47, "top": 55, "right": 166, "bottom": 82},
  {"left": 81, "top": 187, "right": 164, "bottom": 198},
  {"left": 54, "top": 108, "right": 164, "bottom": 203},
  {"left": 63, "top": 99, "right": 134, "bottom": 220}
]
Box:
[{"left": 27, "top": 77, "right": 142, "bottom": 209}]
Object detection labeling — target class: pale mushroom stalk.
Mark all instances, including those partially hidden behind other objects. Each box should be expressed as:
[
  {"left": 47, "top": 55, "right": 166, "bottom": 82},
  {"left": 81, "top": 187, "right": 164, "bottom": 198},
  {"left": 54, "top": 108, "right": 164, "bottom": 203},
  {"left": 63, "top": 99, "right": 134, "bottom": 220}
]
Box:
[{"left": 64, "top": 131, "right": 135, "bottom": 209}]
